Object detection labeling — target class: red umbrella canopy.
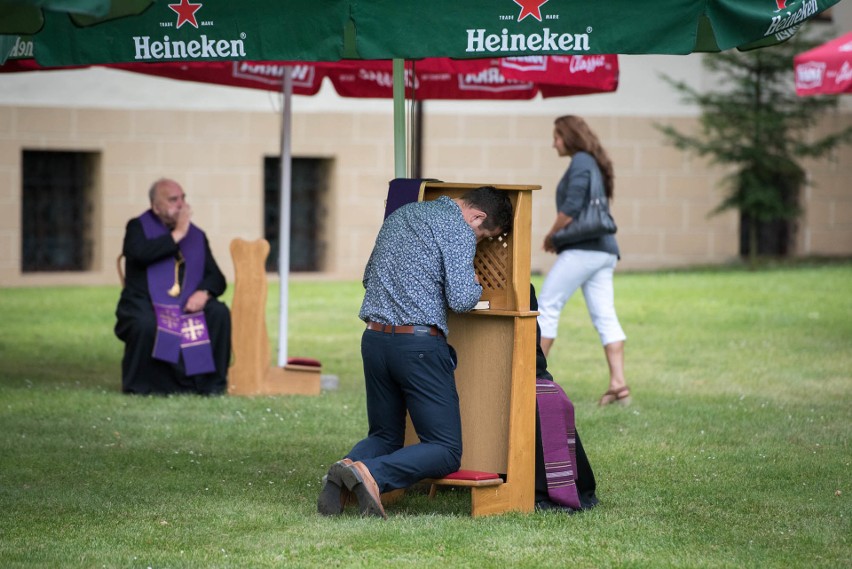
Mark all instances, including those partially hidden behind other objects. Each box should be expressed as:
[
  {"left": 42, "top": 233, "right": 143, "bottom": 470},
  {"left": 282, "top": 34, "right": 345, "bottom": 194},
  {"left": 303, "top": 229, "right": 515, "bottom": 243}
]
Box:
[
  {"left": 419, "top": 55, "right": 619, "bottom": 98},
  {"left": 1, "top": 53, "right": 619, "bottom": 100},
  {"left": 311, "top": 56, "right": 619, "bottom": 99},
  {"left": 794, "top": 31, "right": 852, "bottom": 96}
]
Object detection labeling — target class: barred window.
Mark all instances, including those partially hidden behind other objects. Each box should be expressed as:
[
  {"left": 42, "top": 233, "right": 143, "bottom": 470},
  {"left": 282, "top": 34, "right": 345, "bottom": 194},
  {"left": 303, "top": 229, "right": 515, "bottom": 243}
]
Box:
[
  {"left": 21, "top": 150, "right": 97, "bottom": 272},
  {"left": 263, "top": 157, "right": 331, "bottom": 273}
]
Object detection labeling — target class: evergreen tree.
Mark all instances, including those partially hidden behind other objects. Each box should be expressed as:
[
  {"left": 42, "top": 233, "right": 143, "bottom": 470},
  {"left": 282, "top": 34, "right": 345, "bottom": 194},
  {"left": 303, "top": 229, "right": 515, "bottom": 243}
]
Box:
[{"left": 657, "top": 31, "right": 852, "bottom": 263}]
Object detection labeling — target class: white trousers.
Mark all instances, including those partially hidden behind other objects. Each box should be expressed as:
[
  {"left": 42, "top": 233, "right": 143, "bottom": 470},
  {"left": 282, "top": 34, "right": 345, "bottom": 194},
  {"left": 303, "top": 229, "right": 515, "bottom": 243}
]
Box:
[{"left": 537, "top": 249, "right": 626, "bottom": 346}]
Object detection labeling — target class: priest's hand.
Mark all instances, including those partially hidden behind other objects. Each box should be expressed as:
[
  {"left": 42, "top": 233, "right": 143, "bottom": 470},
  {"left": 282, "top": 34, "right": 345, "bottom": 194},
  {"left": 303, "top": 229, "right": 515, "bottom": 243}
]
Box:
[
  {"left": 171, "top": 203, "right": 193, "bottom": 242},
  {"left": 184, "top": 289, "right": 210, "bottom": 313}
]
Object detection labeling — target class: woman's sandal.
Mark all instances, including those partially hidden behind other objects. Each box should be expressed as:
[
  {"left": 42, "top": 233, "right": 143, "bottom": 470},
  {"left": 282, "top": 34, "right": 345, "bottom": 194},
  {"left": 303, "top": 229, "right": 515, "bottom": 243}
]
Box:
[{"left": 598, "top": 385, "right": 631, "bottom": 407}]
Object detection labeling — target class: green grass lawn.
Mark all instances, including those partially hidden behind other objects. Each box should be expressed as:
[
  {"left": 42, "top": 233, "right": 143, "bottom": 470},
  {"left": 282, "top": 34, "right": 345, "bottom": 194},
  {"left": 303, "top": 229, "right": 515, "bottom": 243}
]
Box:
[{"left": 1, "top": 264, "right": 850, "bottom": 568}]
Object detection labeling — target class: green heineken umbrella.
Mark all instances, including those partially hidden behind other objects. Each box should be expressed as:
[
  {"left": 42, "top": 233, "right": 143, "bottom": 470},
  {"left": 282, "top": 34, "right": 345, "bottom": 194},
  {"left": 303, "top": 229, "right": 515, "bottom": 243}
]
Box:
[
  {"left": 28, "top": 0, "right": 842, "bottom": 174},
  {"left": 0, "top": 0, "right": 158, "bottom": 63},
  {"left": 32, "top": 0, "right": 349, "bottom": 66},
  {"left": 31, "top": 0, "right": 842, "bottom": 66},
  {"left": 28, "top": 0, "right": 843, "bottom": 176},
  {"left": 0, "top": 0, "right": 113, "bottom": 36},
  {"left": 352, "top": 0, "right": 842, "bottom": 57}
]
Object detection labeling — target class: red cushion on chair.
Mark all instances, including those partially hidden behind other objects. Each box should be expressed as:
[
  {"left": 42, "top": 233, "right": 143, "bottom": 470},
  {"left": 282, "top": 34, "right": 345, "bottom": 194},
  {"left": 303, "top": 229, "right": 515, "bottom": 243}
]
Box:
[
  {"left": 442, "top": 470, "right": 501, "bottom": 481},
  {"left": 287, "top": 357, "right": 321, "bottom": 367}
]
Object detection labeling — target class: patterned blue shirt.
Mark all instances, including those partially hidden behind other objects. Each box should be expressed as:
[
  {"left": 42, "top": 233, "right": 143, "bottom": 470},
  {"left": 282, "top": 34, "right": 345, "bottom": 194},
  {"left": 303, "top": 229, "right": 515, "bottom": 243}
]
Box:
[{"left": 359, "top": 196, "right": 483, "bottom": 336}]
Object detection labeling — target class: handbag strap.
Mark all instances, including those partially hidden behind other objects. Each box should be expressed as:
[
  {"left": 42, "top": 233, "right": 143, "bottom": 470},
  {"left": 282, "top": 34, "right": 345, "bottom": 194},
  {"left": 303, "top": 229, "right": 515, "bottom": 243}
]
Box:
[{"left": 588, "top": 163, "right": 607, "bottom": 205}]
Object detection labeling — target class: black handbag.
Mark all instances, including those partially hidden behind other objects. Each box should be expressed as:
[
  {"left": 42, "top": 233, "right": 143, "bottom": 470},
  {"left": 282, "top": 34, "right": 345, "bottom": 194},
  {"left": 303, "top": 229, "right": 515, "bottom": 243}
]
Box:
[{"left": 551, "top": 164, "right": 617, "bottom": 247}]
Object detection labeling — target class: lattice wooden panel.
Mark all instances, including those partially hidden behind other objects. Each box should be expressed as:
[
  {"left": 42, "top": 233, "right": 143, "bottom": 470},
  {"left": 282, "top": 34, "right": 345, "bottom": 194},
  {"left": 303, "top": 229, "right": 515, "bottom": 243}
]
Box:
[{"left": 475, "top": 232, "right": 512, "bottom": 309}]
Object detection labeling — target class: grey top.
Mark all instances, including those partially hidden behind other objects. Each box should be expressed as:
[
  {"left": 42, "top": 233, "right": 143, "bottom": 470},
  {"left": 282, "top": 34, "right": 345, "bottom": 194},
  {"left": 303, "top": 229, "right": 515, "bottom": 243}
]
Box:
[
  {"left": 555, "top": 151, "right": 620, "bottom": 257},
  {"left": 359, "top": 196, "right": 482, "bottom": 336}
]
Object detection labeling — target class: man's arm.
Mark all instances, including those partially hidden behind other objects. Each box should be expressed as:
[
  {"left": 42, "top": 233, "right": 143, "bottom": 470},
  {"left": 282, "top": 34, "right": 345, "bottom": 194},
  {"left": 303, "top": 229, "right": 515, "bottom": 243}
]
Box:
[
  {"left": 558, "top": 168, "right": 591, "bottom": 218},
  {"left": 185, "top": 235, "right": 226, "bottom": 313},
  {"left": 123, "top": 218, "right": 179, "bottom": 266},
  {"left": 362, "top": 248, "right": 376, "bottom": 289},
  {"left": 438, "top": 228, "right": 482, "bottom": 313},
  {"left": 543, "top": 211, "right": 573, "bottom": 253},
  {"left": 196, "top": 235, "right": 226, "bottom": 297}
]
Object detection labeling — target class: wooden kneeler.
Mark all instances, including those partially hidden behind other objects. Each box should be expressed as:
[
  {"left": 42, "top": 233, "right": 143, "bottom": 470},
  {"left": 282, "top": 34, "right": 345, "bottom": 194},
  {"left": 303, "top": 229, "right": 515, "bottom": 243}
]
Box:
[
  {"left": 228, "top": 238, "right": 321, "bottom": 396},
  {"left": 398, "top": 181, "right": 539, "bottom": 518},
  {"left": 427, "top": 470, "right": 504, "bottom": 500}
]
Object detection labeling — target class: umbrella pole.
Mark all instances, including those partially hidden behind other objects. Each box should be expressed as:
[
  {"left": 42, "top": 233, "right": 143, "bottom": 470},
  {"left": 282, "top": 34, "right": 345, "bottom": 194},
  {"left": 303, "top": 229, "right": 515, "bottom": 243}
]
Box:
[
  {"left": 393, "top": 58, "right": 406, "bottom": 178},
  {"left": 412, "top": 99, "right": 423, "bottom": 179},
  {"left": 277, "top": 66, "right": 293, "bottom": 367}
]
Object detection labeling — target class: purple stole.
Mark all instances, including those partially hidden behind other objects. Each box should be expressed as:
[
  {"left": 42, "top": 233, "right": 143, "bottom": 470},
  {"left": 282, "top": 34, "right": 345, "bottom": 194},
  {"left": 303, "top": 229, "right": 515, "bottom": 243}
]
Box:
[
  {"left": 139, "top": 210, "right": 216, "bottom": 376},
  {"left": 384, "top": 178, "right": 426, "bottom": 219},
  {"left": 536, "top": 378, "right": 581, "bottom": 510}
]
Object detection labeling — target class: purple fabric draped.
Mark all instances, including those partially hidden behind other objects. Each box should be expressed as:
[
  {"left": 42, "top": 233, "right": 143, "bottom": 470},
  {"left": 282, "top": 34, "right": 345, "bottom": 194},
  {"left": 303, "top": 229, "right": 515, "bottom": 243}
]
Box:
[
  {"left": 139, "top": 210, "right": 215, "bottom": 375},
  {"left": 385, "top": 178, "right": 427, "bottom": 220},
  {"left": 536, "top": 378, "right": 581, "bottom": 510}
]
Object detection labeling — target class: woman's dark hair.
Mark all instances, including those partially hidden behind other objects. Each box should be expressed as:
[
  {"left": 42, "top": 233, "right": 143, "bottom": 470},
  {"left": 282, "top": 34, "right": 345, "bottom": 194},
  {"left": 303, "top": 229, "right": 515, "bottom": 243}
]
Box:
[{"left": 554, "top": 115, "right": 615, "bottom": 199}]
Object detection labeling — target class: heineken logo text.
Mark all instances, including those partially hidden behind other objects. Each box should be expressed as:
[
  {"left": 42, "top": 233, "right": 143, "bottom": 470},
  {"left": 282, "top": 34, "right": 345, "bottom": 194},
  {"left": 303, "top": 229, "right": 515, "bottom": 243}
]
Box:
[
  {"left": 10, "top": 37, "right": 34, "bottom": 58},
  {"left": 133, "top": 34, "right": 246, "bottom": 60},
  {"left": 466, "top": 27, "right": 589, "bottom": 53},
  {"left": 764, "top": 0, "right": 818, "bottom": 36}
]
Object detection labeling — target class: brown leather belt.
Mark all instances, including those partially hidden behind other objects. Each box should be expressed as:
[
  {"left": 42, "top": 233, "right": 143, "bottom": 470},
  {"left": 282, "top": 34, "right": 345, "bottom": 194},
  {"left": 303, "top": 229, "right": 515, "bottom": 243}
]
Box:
[{"left": 366, "top": 321, "right": 443, "bottom": 337}]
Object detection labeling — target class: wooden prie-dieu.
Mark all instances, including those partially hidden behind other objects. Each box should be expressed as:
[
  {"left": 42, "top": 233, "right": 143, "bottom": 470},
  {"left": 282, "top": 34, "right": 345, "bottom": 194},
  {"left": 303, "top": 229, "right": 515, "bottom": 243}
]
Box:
[
  {"left": 227, "top": 238, "right": 321, "bottom": 396},
  {"left": 396, "top": 180, "right": 540, "bottom": 517}
]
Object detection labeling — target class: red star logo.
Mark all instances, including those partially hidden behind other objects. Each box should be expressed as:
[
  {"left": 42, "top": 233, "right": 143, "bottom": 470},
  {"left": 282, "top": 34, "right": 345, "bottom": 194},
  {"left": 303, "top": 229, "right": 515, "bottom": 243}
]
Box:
[
  {"left": 513, "top": 0, "right": 549, "bottom": 22},
  {"left": 169, "top": 0, "right": 203, "bottom": 29}
]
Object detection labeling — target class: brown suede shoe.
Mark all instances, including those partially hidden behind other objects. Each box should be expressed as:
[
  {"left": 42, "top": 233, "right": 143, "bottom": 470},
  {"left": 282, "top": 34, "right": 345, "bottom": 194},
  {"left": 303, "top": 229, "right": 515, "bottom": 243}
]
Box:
[
  {"left": 317, "top": 458, "right": 353, "bottom": 516},
  {"left": 330, "top": 460, "right": 387, "bottom": 519}
]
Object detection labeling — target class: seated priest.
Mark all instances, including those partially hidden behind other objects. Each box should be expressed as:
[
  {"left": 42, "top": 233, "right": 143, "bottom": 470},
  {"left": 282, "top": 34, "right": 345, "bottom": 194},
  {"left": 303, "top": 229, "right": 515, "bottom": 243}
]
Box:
[{"left": 114, "top": 178, "right": 230, "bottom": 395}]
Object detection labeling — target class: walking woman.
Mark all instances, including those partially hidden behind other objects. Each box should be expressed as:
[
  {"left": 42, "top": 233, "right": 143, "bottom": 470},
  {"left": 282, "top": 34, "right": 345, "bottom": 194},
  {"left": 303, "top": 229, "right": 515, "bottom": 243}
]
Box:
[{"left": 538, "top": 115, "right": 630, "bottom": 406}]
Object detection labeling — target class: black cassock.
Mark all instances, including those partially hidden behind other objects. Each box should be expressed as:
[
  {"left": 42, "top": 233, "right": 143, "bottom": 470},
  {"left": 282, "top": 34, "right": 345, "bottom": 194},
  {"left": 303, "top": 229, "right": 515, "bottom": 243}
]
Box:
[
  {"left": 531, "top": 284, "right": 599, "bottom": 511},
  {"left": 115, "top": 217, "right": 230, "bottom": 395}
]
